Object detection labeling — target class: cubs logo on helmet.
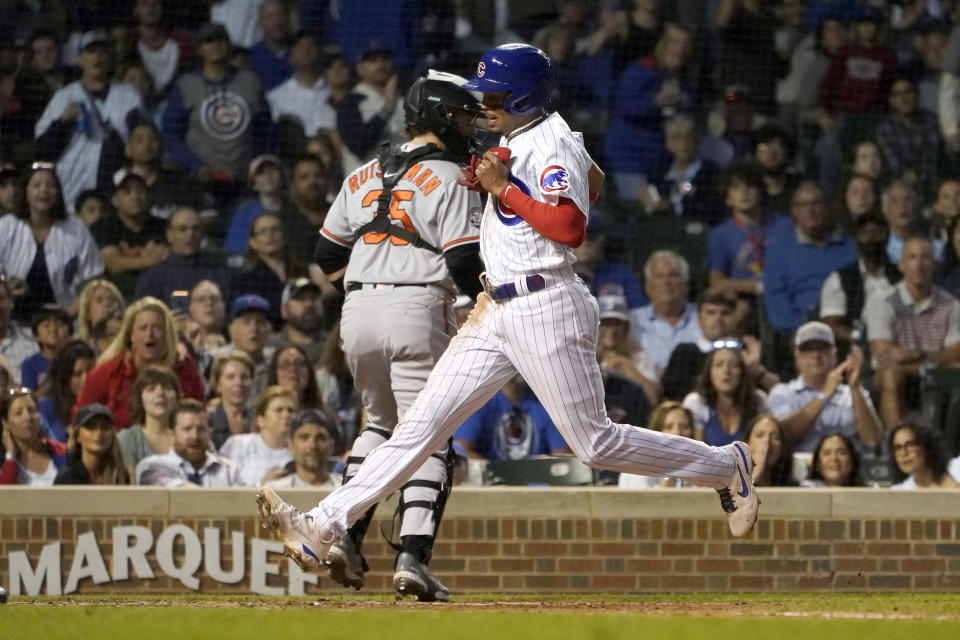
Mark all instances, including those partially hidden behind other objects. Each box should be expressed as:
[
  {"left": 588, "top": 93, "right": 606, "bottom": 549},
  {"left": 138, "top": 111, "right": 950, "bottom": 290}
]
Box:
[
  {"left": 477, "top": 61, "right": 486, "bottom": 77},
  {"left": 540, "top": 165, "right": 569, "bottom": 193},
  {"left": 496, "top": 174, "right": 531, "bottom": 226}
]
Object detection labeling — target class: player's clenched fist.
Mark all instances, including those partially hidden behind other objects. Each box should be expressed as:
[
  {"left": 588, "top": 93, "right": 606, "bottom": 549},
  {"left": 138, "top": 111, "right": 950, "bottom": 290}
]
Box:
[{"left": 475, "top": 149, "right": 511, "bottom": 195}]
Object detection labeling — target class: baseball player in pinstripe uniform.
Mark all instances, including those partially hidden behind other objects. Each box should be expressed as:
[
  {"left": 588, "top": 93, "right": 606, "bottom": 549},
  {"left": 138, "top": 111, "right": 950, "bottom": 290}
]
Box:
[
  {"left": 304, "top": 70, "right": 487, "bottom": 601},
  {"left": 257, "top": 45, "right": 760, "bottom": 584}
]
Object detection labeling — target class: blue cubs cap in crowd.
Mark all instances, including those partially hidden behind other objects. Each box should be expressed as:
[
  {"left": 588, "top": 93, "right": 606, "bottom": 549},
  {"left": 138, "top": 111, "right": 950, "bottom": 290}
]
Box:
[
  {"left": 597, "top": 295, "right": 630, "bottom": 323},
  {"left": 231, "top": 294, "right": 270, "bottom": 319}
]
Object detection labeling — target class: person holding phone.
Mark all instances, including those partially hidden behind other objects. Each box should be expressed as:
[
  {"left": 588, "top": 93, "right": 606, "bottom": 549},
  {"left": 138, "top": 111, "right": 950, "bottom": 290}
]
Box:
[
  {"left": 134, "top": 206, "right": 231, "bottom": 308},
  {"left": 766, "top": 321, "right": 882, "bottom": 454}
]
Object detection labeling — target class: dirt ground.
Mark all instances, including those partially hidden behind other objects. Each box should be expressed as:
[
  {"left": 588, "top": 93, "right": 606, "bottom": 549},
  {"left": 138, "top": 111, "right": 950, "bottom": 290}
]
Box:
[{"left": 6, "top": 597, "right": 954, "bottom": 620}]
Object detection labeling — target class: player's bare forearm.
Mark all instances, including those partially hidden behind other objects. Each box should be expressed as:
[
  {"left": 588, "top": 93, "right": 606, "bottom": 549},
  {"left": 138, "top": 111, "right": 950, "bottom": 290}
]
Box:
[
  {"left": 779, "top": 397, "right": 826, "bottom": 444},
  {"left": 851, "top": 388, "right": 883, "bottom": 448},
  {"left": 709, "top": 270, "right": 761, "bottom": 295},
  {"left": 588, "top": 159, "right": 605, "bottom": 195}
]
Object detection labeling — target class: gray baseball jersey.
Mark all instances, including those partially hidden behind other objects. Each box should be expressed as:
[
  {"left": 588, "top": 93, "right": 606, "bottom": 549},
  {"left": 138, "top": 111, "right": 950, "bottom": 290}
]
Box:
[{"left": 320, "top": 143, "right": 481, "bottom": 293}]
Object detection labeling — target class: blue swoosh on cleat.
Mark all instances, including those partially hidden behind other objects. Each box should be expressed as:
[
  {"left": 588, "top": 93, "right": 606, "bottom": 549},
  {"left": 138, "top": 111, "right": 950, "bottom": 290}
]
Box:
[
  {"left": 302, "top": 544, "right": 320, "bottom": 561},
  {"left": 735, "top": 445, "right": 750, "bottom": 498}
]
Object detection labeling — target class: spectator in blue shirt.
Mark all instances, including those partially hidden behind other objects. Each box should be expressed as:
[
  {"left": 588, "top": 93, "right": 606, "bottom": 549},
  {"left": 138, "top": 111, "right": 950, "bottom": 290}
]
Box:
[
  {"left": 604, "top": 24, "right": 693, "bottom": 199},
  {"left": 249, "top": 0, "right": 293, "bottom": 92},
  {"left": 707, "top": 164, "right": 785, "bottom": 297},
  {"left": 454, "top": 375, "right": 569, "bottom": 461},
  {"left": 632, "top": 250, "right": 703, "bottom": 374},
  {"left": 706, "top": 164, "right": 789, "bottom": 333},
  {"left": 763, "top": 181, "right": 856, "bottom": 335}
]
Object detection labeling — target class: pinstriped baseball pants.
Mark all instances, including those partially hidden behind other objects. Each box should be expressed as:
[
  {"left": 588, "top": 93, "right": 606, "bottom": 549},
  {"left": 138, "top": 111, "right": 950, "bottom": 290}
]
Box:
[{"left": 311, "top": 278, "right": 737, "bottom": 538}]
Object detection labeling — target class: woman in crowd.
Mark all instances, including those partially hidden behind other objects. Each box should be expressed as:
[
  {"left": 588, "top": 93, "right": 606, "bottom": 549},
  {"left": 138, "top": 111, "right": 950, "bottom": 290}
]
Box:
[
  {"left": 801, "top": 433, "right": 862, "bottom": 487},
  {"left": 839, "top": 173, "right": 878, "bottom": 228},
  {"left": 596, "top": 295, "right": 661, "bottom": 406},
  {"left": 208, "top": 352, "right": 256, "bottom": 450},
  {"left": 269, "top": 344, "right": 323, "bottom": 410},
  {"left": 36, "top": 339, "right": 96, "bottom": 443},
  {"left": 618, "top": 401, "right": 696, "bottom": 489},
  {"left": 74, "top": 296, "right": 204, "bottom": 430},
  {"left": 745, "top": 415, "right": 792, "bottom": 487},
  {"left": 220, "top": 385, "right": 297, "bottom": 486},
  {"left": 889, "top": 422, "right": 959, "bottom": 490},
  {"left": 116, "top": 365, "right": 182, "bottom": 477},
  {"left": 0, "top": 389, "right": 66, "bottom": 485},
  {"left": 231, "top": 212, "right": 303, "bottom": 329},
  {"left": 55, "top": 403, "right": 130, "bottom": 485},
  {"left": 849, "top": 140, "right": 884, "bottom": 183},
  {"left": 0, "top": 163, "right": 104, "bottom": 322},
  {"left": 76, "top": 278, "right": 124, "bottom": 354},
  {"left": 683, "top": 340, "right": 766, "bottom": 446}
]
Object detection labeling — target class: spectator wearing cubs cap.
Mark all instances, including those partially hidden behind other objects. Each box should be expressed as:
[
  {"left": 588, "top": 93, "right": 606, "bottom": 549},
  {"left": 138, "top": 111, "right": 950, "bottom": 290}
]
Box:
[
  {"left": 596, "top": 294, "right": 660, "bottom": 408},
  {"left": 766, "top": 321, "right": 882, "bottom": 454},
  {"left": 212, "top": 294, "right": 275, "bottom": 400},
  {"left": 265, "top": 408, "right": 341, "bottom": 488}
]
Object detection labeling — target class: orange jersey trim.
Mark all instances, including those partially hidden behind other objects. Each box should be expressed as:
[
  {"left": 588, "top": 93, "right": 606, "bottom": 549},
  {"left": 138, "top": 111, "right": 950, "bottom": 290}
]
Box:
[
  {"left": 320, "top": 227, "right": 353, "bottom": 247},
  {"left": 441, "top": 235, "right": 480, "bottom": 251}
]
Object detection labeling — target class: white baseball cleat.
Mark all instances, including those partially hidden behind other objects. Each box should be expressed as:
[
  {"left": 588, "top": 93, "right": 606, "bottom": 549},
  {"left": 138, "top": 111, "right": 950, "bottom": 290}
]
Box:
[
  {"left": 255, "top": 487, "right": 334, "bottom": 571},
  {"left": 716, "top": 441, "right": 760, "bottom": 537}
]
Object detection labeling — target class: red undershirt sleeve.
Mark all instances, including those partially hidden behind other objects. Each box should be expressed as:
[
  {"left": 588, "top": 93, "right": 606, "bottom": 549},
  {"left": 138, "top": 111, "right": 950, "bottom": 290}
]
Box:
[{"left": 498, "top": 184, "right": 586, "bottom": 248}]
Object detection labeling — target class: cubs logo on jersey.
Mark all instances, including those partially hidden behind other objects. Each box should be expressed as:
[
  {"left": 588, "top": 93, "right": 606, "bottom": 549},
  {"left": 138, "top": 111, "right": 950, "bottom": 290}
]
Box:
[
  {"left": 540, "top": 165, "right": 569, "bottom": 193},
  {"left": 495, "top": 174, "right": 531, "bottom": 226}
]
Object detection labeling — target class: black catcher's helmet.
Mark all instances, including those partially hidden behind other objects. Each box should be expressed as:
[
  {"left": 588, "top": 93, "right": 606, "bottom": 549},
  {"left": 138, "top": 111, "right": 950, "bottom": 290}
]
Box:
[{"left": 403, "top": 70, "right": 486, "bottom": 163}]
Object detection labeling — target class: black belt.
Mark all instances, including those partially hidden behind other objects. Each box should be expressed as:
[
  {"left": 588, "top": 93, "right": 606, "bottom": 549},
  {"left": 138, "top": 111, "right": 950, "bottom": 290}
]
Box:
[
  {"left": 346, "top": 282, "right": 431, "bottom": 292},
  {"left": 487, "top": 274, "right": 547, "bottom": 301}
]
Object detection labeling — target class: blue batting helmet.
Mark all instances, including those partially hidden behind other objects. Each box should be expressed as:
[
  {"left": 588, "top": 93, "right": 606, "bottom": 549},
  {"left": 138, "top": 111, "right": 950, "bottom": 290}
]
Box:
[{"left": 463, "top": 43, "right": 553, "bottom": 117}]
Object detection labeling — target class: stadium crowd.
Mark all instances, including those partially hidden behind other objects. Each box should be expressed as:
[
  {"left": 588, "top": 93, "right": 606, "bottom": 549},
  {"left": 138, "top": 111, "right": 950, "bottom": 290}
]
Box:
[{"left": 1, "top": 0, "right": 960, "bottom": 492}]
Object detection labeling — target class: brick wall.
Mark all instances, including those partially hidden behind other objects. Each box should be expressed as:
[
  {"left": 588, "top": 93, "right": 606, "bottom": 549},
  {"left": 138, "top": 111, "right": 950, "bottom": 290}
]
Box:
[{"left": 2, "top": 487, "right": 959, "bottom": 594}]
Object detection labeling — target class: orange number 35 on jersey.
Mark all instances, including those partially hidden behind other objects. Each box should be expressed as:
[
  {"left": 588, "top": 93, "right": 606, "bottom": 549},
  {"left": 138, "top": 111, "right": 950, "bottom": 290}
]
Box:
[{"left": 361, "top": 189, "right": 416, "bottom": 245}]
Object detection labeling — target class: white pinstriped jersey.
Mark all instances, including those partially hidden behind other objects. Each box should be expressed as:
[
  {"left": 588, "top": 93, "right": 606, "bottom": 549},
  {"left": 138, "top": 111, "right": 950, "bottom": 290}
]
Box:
[
  {"left": 320, "top": 142, "right": 482, "bottom": 293},
  {"left": 480, "top": 112, "right": 591, "bottom": 282}
]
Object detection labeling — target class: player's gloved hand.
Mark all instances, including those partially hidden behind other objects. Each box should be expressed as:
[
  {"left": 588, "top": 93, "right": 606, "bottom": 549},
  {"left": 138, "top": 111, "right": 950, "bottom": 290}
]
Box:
[
  {"left": 457, "top": 155, "right": 484, "bottom": 192},
  {"left": 457, "top": 147, "right": 512, "bottom": 191}
]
